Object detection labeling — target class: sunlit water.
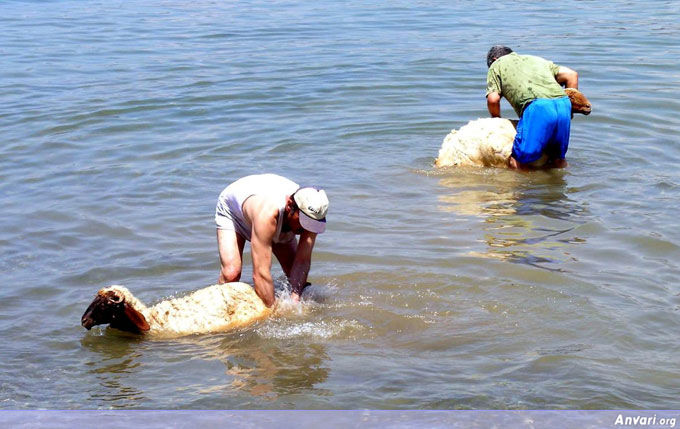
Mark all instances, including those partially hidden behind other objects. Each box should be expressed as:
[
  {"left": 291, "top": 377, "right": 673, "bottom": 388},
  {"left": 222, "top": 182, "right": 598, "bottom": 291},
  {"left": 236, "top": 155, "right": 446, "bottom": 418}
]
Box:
[{"left": 2, "top": 0, "right": 680, "bottom": 410}]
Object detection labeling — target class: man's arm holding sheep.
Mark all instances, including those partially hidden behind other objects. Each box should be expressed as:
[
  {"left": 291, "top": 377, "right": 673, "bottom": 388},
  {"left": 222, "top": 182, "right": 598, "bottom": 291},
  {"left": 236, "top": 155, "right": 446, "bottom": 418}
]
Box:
[
  {"left": 556, "top": 66, "right": 578, "bottom": 89},
  {"left": 487, "top": 92, "right": 502, "bottom": 118},
  {"left": 288, "top": 231, "right": 316, "bottom": 302},
  {"left": 246, "top": 197, "right": 278, "bottom": 307},
  {"left": 486, "top": 66, "right": 503, "bottom": 118}
]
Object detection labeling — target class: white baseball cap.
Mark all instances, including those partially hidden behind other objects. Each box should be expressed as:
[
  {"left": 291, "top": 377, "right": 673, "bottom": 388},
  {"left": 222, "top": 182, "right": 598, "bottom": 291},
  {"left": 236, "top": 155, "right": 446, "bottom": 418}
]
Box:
[{"left": 293, "top": 187, "right": 329, "bottom": 234}]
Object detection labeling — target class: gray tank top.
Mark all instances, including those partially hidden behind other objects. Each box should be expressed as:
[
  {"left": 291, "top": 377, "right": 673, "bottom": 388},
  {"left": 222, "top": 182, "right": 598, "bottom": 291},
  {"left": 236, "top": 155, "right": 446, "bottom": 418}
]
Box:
[{"left": 216, "top": 174, "right": 299, "bottom": 243}]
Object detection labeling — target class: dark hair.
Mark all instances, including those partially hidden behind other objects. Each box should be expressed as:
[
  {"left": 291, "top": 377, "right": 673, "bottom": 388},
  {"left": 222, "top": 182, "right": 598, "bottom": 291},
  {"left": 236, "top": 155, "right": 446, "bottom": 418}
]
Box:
[
  {"left": 486, "top": 45, "right": 513, "bottom": 67},
  {"left": 289, "top": 192, "right": 299, "bottom": 211}
]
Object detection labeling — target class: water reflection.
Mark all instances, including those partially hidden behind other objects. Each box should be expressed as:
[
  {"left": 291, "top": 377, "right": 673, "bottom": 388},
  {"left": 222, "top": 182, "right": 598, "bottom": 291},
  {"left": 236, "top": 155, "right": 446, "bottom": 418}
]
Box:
[
  {"left": 188, "top": 331, "right": 331, "bottom": 400},
  {"left": 435, "top": 168, "right": 587, "bottom": 269},
  {"left": 80, "top": 332, "right": 148, "bottom": 407},
  {"left": 81, "top": 324, "right": 331, "bottom": 406}
]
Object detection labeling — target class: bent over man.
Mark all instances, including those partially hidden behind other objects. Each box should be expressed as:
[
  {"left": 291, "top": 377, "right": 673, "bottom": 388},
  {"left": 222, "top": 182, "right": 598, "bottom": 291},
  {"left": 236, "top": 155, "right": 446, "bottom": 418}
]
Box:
[
  {"left": 215, "top": 174, "right": 329, "bottom": 307},
  {"left": 485, "top": 45, "right": 579, "bottom": 169}
]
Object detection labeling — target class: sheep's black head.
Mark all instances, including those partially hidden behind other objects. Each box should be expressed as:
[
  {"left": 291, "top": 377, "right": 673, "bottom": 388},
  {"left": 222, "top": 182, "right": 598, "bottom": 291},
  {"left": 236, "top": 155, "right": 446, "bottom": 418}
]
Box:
[{"left": 81, "top": 287, "right": 150, "bottom": 334}]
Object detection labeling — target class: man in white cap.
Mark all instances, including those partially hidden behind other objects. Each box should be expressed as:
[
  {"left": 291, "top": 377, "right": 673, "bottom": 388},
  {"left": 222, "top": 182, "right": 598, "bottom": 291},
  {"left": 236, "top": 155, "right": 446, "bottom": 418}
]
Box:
[{"left": 215, "top": 174, "right": 329, "bottom": 307}]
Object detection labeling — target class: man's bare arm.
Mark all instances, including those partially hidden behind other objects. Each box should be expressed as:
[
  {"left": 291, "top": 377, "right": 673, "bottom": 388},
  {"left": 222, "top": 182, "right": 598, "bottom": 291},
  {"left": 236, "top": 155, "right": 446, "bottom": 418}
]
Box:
[
  {"left": 245, "top": 197, "right": 278, "bottom": 307},
  {"left": 487, "top": 92, "right": 501, "bottom": 117},
  {"left": 289, "top": 231, "right": 316, "bottom": 300},
  {"left": 556, "top": 66, "right": 578, "bottom": 89}
]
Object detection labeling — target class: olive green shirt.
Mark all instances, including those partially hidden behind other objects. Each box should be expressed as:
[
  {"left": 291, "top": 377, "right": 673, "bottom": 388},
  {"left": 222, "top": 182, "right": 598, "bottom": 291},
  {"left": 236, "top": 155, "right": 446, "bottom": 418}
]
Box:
[{"left": 486, "top": 52, "right": 566, "bottom": 117}]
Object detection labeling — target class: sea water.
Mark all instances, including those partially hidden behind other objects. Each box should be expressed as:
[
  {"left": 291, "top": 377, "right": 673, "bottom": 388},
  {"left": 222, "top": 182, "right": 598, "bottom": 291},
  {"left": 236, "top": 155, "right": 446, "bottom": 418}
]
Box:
[{"left": 1, "top": 0, "right": 680, "bottom": 410}]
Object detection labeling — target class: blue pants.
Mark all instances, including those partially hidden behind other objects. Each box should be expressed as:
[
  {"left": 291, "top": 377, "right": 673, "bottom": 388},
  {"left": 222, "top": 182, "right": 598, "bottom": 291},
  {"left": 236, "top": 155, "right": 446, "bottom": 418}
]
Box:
[{"left": 512, "top": 96, "right": 571, "bottom": 164}]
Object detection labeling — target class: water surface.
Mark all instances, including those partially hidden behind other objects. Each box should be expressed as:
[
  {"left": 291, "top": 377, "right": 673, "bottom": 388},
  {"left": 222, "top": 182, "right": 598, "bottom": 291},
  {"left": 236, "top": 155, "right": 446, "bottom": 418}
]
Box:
[{"left": 2, "top": 0, "right": 680, "bottom": 409}]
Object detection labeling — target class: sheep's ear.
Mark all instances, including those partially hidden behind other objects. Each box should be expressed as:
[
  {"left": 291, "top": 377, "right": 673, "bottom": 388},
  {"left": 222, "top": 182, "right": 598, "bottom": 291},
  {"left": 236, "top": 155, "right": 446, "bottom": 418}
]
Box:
[{"left": 123, "top": 303, "right": 151, "bottom": 332}]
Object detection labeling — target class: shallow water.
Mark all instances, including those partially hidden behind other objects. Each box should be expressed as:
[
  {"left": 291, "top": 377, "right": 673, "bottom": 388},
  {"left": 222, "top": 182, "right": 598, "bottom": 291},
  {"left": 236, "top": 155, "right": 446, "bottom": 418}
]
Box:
[{"left": 2, "top": 0, "right": 680, "bottom": 410}]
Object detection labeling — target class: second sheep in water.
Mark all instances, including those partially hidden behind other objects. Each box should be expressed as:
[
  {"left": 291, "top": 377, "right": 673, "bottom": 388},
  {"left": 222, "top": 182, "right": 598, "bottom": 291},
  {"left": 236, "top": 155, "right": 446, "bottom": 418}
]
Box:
[{"left": 435, "top": 88, "right": 591, "bottom": 168}]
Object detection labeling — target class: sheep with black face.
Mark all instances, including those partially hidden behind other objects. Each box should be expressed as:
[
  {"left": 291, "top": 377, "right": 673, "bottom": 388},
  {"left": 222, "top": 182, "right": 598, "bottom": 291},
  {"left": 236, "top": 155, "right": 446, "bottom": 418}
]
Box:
[{"left": 81, "top": 283, "right": 271, "bottom": 338}]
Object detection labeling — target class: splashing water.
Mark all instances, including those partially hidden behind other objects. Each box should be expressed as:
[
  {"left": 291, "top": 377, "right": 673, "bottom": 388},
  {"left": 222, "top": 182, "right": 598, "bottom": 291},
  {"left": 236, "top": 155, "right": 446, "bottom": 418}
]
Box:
[
  {"left": 256, "top": 319, "right": 364, "bottom": 340},
  {"left": 272, "top": 277, "right": 337, "bottom": 316},
  {"left": 260, "top": 278, "right": 360, "bottom": 339}
]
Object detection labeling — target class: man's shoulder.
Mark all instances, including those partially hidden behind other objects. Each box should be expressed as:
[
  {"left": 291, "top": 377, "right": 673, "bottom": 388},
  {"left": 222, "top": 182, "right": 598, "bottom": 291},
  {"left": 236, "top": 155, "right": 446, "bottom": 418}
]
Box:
[
  {"left": 493, "top": 53, "right": 557, "bottom": 76},
  {"left": 515, "top": 54, "right": 560, "bottom": 71},
  {"left": 498, "top": 53, "right": 547, "bottom": 65},
  {"left": 518, "top": 53, "right": 542, "bottom": 60},
  {"left": 243, "top": 195, "right": 280, "bottom": 224}
]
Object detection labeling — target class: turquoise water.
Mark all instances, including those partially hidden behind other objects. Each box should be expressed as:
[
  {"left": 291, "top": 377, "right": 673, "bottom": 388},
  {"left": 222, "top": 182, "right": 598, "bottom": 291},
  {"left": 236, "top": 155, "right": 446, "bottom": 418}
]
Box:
[{"left": 2, "top": 0, "right": 680, "bottom": 409}]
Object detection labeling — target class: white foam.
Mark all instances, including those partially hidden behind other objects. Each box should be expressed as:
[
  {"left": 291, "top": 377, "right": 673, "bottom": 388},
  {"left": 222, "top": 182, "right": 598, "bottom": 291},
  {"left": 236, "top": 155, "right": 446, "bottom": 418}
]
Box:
[
  {"left": 273, "top": 277, "right": 337, "bottom": 314},
  {"left": 256, "top": 319, "right": 364, "bottom": 340},
  {"left": 261, "top": 279, "right": 358, "bottom": 339}
]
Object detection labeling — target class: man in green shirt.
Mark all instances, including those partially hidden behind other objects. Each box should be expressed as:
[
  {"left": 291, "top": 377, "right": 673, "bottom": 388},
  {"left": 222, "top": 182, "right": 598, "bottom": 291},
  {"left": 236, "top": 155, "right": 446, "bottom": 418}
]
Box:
[{"left": 486, "top": 45, "right": 579, "bottom": 169}]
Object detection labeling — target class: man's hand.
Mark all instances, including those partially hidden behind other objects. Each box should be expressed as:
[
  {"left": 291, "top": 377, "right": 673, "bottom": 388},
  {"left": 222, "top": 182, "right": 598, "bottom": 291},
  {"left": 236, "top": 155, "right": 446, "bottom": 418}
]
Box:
[{"left": 290, "top": 282, "right": 312, "bottom": 303}]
